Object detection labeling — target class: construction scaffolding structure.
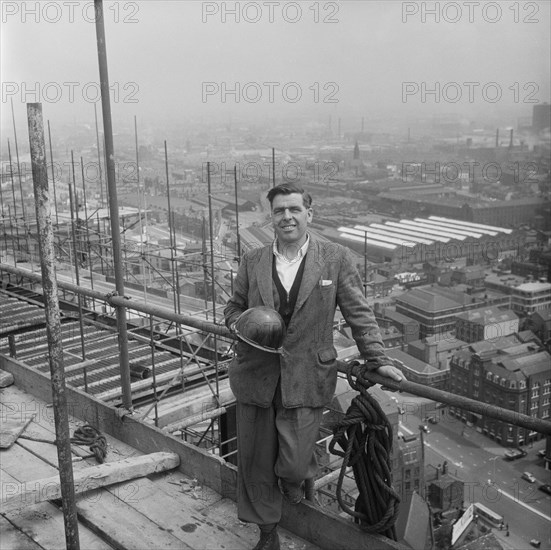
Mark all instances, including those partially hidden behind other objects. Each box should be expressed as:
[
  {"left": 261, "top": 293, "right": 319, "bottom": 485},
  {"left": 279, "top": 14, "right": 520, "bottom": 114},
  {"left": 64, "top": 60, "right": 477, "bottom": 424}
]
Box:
[{"left": 0, "top": 155, "right": 238, "bottom": 321}]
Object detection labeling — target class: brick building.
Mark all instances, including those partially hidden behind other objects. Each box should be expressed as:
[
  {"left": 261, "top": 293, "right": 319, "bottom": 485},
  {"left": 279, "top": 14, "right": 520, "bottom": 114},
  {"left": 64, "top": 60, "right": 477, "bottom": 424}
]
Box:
[{"left": 449, "top": 341, "right": 550, "bottom": 446}]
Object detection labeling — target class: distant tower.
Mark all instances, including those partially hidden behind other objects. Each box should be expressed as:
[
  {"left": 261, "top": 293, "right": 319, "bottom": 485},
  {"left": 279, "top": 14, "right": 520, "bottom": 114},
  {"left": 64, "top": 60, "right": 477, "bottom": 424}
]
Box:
[
  {"left": 352, "top": 141, "right": 361, "bottom": 176},
  {"left": 533, "top": 103, "right": 551, "bottom": 133}
]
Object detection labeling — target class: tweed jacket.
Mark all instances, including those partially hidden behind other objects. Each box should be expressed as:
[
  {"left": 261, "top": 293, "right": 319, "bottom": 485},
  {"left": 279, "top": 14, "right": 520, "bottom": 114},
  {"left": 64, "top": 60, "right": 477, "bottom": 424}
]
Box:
[{"left": 224, "top": 235, "right": 389, "bottom": 409}]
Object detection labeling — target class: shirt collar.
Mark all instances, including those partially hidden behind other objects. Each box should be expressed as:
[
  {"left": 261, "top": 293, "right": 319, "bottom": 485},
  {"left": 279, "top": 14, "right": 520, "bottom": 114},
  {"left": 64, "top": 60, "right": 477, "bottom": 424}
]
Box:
[{"left": 273, "top": 234, "right": 310, "bottom": 263}]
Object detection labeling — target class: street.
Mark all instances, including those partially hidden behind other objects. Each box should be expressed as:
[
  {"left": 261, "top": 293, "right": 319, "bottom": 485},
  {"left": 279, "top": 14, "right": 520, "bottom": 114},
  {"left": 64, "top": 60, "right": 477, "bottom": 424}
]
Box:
[{"left": 396, "top": 393, "right": 551, "bottom": 549}]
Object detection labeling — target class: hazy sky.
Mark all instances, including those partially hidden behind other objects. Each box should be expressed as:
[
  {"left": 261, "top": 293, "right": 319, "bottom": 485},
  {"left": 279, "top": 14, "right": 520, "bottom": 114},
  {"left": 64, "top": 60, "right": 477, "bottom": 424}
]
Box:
[{"left": 1, "top": 0, "right": 550, "bottom": 135}]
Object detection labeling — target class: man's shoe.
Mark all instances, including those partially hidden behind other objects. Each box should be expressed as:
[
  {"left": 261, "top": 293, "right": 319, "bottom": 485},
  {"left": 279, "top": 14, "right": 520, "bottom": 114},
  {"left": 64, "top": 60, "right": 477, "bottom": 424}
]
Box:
[
  {"left": 304, "top": 477, "right": 316, "bottom": 502},
  {"left": 278, "top": 478, "right": 304, "bottom": 504},
  {"left": 253, "top": 525, "right": 280, "bottom": 550}
]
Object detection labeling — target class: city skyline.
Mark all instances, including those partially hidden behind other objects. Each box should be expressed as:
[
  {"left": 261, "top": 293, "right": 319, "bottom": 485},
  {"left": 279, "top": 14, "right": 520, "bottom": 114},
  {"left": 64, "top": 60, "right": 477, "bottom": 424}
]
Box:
[{"left": 1, "top": 0, "right": 550, "bottom": 138}]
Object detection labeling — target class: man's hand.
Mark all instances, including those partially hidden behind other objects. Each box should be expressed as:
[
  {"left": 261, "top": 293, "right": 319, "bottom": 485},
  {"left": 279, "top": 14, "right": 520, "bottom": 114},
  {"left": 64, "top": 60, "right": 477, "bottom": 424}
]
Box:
[{"left": 375, "top": 364, "right": 406, "bottom": 382}]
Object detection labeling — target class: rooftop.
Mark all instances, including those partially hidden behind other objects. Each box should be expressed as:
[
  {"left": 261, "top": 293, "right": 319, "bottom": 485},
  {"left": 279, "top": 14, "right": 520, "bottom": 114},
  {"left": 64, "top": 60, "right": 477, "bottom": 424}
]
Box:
[
  {"left": 396, "top": 286, "right": 472, "bottom": 313},
  {"left": 455, "top": 307, "right": 518, "bottom": 325},
  {"left": 408, "top": 334, "right": 468, "bottom": 353},
  {"left": 386, "top": 349, "right": 439, "bottom": 375},
  {"left": 381, "top": 308, "right": 420, "bottom": 327}
]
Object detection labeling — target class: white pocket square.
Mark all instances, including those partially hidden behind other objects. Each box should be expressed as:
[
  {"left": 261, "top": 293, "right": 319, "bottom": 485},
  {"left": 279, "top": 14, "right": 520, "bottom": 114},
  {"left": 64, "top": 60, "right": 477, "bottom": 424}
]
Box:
[{"left": 320, "top": 279, "right": 333, "bottom": 287}]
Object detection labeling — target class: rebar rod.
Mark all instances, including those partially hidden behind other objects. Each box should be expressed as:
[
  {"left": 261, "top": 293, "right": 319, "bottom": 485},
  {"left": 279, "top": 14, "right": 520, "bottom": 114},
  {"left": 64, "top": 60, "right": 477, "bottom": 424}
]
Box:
[
  {"left": 233, "top": 165, "right": 241, "bottom": 262},
  {"left": 93, "top": 102, "right": 105, "bottom": 208},
  {"left": 11, "top": 98, "right": 26, "bottom": 221},
  {"left": 46, "top": 120, "right": 59, "bottom": 227},
  {"left": 80, "top": 157, "right": 94, "bottom": 292},
  {"left": 69, "top": 153, "right": 87, "bottom": 374},
  {"left": 7, "top": 139, "right": 21, "bottom": 260},
  {"left": 206, "top": 163, "right": 220, "bottom": 399}
]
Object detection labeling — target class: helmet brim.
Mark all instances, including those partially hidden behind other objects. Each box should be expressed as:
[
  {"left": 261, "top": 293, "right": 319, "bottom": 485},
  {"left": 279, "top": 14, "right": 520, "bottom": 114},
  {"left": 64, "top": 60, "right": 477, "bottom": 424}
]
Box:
[{"left": 237, "top": 333, "right": 284, "bottom": 354}]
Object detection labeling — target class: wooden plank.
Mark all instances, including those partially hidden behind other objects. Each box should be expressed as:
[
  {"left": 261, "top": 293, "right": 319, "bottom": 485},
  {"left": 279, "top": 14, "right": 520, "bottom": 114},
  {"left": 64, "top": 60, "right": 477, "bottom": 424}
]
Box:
[
  {"left": 75, "top": 486, "right": 194, "bottom": 550},
  {"left": 281, "top": 500, "right": 404, "bottom": 550},
  {"left": 199, "top": 495, "right": 322, "bottom": 550},
  {"left": 1, "top": 470, "right": 113, "bottom": 550},
  {"left": 1, "top": 383, "right": 140, "bottom": 462},
  {"left": 2, "top": 451, "right": 180, "bottom": 513},
  {"left": 0, "top": 355, "right": 228, "bottom": 491},
  {"left": 0, "top": 369, "right": 14, "bottom": 387},
  {"left": 0, "top": 414, "right": 36, "bottom": 448},
  {"left": 0, "top": 515, "right": 43, "bottom": 550},
  {"left": 1, "top": 437, "right": 189, "bottom": 550},
  {"left": 105, "top": 474, "right": 253, "bottom": 550},
  {"left": 1, "top": 439, "right": 60, "bottom": 480}
]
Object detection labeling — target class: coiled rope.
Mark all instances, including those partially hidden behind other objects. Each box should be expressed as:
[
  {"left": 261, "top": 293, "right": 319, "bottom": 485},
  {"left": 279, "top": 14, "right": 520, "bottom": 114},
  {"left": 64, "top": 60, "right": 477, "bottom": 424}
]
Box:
[
  {"left": 328, "top": 360, "right": 401, "bottom": 541},
  {"left": 71, "top": 424, "right": 108, "bottom": 463}
]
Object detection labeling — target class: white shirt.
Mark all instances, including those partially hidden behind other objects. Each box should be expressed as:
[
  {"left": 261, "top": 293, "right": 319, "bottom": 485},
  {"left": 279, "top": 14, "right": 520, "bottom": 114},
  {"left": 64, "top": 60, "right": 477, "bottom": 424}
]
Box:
[{"left": 272, "top": 235, "right": 310, "bottom": 293}]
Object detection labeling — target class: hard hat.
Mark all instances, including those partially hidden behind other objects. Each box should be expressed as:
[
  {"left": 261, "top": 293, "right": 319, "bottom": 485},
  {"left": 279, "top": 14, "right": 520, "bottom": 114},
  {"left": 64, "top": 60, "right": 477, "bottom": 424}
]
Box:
[{"left": 233, "top": 306, "right": 286, "bottom": 354}]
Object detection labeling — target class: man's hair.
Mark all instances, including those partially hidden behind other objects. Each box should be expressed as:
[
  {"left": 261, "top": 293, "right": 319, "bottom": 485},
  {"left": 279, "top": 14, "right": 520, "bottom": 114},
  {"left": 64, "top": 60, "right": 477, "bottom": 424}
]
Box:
[{"left": 266, "top": 183, "right": 312, "bottom": 209}]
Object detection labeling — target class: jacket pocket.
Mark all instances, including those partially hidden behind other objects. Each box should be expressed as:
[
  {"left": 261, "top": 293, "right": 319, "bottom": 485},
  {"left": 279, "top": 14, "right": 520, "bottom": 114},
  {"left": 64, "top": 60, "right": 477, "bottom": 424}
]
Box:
[{"left": 318, "top": 347, "right": 338, "bottom": 363}]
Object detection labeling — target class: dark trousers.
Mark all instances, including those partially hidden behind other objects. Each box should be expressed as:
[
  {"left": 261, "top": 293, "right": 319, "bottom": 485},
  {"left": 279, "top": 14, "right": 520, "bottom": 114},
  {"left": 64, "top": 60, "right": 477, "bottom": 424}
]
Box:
[{"left": 235, "top": 384, "right": 323, "bottom": 525}]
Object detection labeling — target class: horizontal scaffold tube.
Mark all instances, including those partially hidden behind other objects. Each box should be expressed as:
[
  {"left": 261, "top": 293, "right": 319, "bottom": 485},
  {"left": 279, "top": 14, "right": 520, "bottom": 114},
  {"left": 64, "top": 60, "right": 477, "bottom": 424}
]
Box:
[
  {"left": 2, "top": 262, "right": 551, "bottom": 436},
  {"left": 342, "top": 362, "right": 551, "bottom": 436}
]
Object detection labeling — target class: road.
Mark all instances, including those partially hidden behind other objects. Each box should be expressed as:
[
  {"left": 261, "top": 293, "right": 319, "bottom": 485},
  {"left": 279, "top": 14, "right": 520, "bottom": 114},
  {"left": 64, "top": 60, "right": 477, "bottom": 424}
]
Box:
[{"left": 396, "top": 393, "right": 551, "bottom": 549}]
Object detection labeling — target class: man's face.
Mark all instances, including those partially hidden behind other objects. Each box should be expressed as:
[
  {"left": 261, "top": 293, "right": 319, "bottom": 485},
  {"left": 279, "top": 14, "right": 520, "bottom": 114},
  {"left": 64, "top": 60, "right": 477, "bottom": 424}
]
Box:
[{"left": 271, "top": 192, "right": 312, "bottom": 253}]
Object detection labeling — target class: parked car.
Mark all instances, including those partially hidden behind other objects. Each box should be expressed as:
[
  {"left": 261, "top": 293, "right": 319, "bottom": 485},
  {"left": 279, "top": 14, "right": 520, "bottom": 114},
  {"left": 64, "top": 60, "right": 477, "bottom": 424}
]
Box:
[
  {"left": 538, "top": 484, "right": 551, "bottom": 495},
  {"left": 428, "top": 416, "right": 439, "bottom": 424},
  {"left": 504, "top": 448, "right": 527, "bottom": 461},
  {"left": 530, "top": 539, "right": 541, "bottom": 548},
  {"left": 521, "top": 472, "right": 536, "bottom": 483},
  {"left": 537, "top": 449, "right": 547, "bottom": 458}
]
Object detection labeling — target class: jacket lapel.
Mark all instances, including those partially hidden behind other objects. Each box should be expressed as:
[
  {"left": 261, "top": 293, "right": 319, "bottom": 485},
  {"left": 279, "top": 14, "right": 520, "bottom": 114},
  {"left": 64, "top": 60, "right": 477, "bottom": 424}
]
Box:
[
  {"left": 294, "top": 237, "right": 324, "bottom": 314},
  {"left": 256, "top": 246, "right": 275, "bottom": 308}
]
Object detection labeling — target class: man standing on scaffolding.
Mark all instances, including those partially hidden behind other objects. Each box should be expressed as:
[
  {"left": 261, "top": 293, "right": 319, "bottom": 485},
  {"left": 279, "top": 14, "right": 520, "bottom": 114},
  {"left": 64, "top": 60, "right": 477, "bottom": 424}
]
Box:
[{"left": 224, "top": 182, "right": 404, "bottom": 550}]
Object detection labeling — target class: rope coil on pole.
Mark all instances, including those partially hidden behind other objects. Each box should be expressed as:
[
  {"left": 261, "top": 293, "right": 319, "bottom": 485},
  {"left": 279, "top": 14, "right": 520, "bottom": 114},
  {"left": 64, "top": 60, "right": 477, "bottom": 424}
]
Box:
[{"left": 328, "top": 360, "right": 400, "bottom": 541}]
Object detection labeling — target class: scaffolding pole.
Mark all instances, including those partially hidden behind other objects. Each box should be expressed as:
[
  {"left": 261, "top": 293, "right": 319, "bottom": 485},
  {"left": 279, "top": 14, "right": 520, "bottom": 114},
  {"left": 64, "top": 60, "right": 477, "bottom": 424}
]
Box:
[
  {"left": 26, "top": 102, "right": 80, "bottom": 550},
  {"left": 94, "top": 0, "right": 132, "bottom": 410}
]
